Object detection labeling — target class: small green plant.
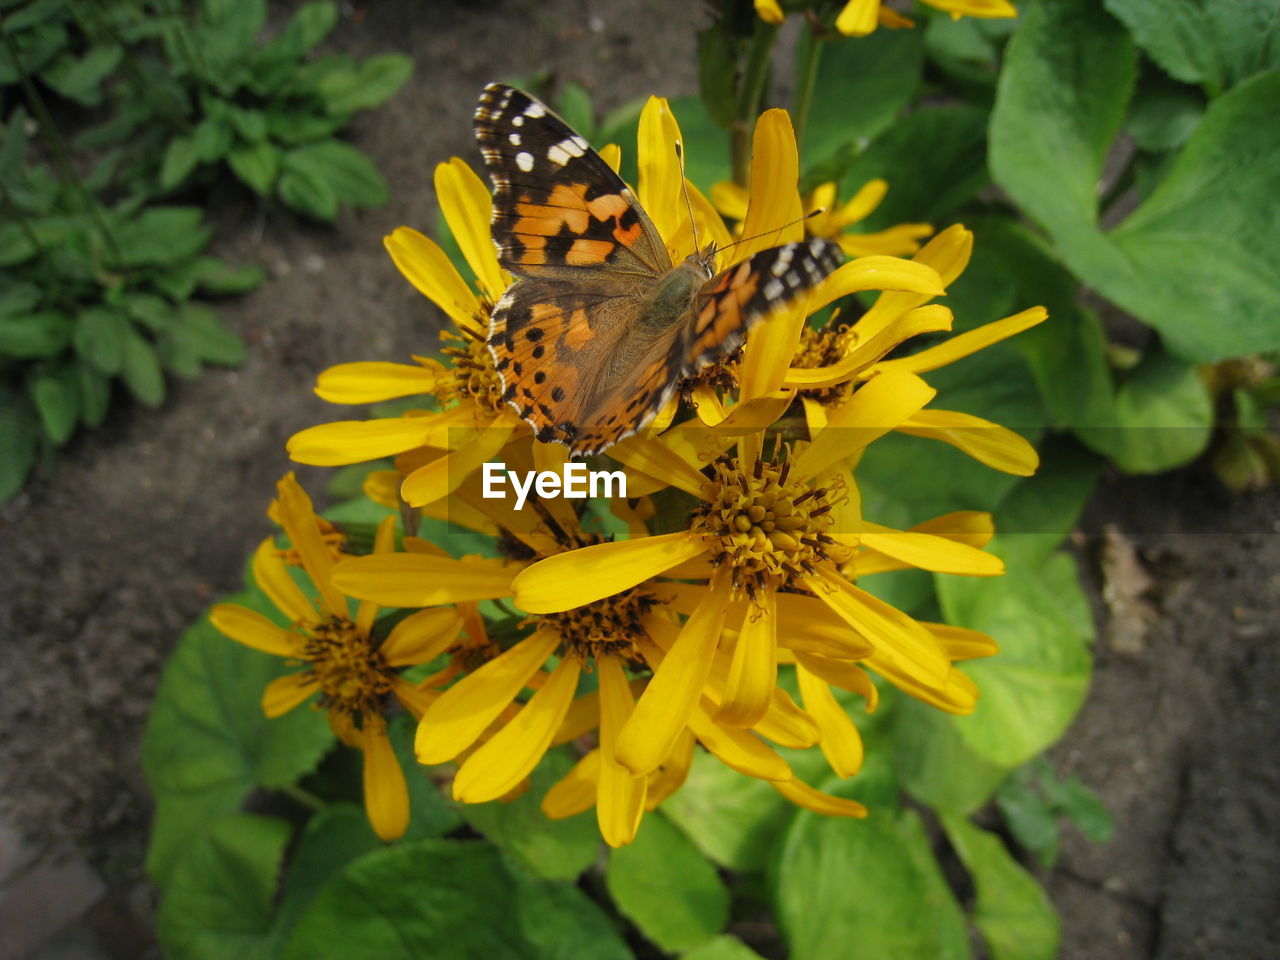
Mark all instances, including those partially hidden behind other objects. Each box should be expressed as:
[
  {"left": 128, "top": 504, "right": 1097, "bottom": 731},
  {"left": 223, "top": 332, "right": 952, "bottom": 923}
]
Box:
[
  {"left": 0, "top": 109, "right": 262, "bottom": 500},
  {"left": 76, "top": 0, "right": 412, "bottom": 221},
  {"left": 0, "top": 0, "right": 126, "bottom": 107}
]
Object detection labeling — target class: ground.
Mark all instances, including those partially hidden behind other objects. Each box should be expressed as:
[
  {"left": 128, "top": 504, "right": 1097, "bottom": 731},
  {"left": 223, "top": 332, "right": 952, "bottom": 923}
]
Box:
[{"left": 0, "top": 2, "right": 1276, "bottom": 958}]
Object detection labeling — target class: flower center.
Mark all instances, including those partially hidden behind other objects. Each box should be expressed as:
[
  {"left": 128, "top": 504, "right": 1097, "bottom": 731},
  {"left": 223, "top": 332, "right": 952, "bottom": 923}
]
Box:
[
  {"left": 301, "top": 618, "right": 393, "bottom": 721},
  {"left": 436, "top": 326, "right": 507, "bottom": 415},
  {"left": 792, "top": 323, "right": 857, "bottom": 404},
  {"left": 691, "top": 448, "right": 842, "bottom": 598},
  {"left": 541, "top": 587, "right": 657, "bottom": 665}
]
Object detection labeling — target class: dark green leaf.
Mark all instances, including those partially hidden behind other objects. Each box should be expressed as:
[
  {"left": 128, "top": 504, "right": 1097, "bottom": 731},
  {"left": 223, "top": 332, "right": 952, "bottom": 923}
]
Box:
[
  {"left": 196, "top": 0, "right": 266, "bottom": 81},
  {"left": 41, "top": 43, "right": 123, "bottom": 107},
  {"left": 228, "top": 140, "right": 280, "bottom": 195},
  {"left": 194, "top": 117, "right": 235, "bottom": 163},
  {"left": 29, "top": 362, "right": 79, "bottom": 445},
  {"left": 229, "top": 106, "right": 268, "bottom": 143},
  {"left": 1126, "top": 75, "right": 1204, "bottom": 153},
  {"left": 109, "top": 206, "right": 212, "bottom": 268},
  {"left": 0, "top": 281, "right": 41, "bottom": 318},
  {"left": 681, "top": 937, "right": 768, "bottom": 960},
  {"left": 155, "top": 813, "right": 290, "bottom": 960},
  {"left": 1102, "top": 0, "right": 1280, "bottom": 94},
  {"left": 282, "top": 141, "right": 389, "bottom": 207},
  {"left": 0, "top": 311, "right": 71, "bottom": 359},
  {"left": 0, "top": 222, "right": 38, "bottom": 267},
  {"left": 606, "top": 813, "right": 729, "bottom": 952},
  {"left": 175, "top": 303, "right": 246, "bottom": 365},
  {"left": 258, "top": 1, "right": 338, "bottom": 64},
  {"left": 0, "top": 22, "right": 67, "bottom": 82},
  {"left": 73, "top": 308, "right": 128, "bottom": 375},
  {"left": 3, "top": 0, "right": 67, "bottom": 33},
  {"left": 1051, "top": 775, "right": 1115, "bottom": 844},
  {"left": 697, "top": 23, "right": 738, "bottom": 128},
  {"left": 280, "top": 839, "right": 633, "bottom": 960},
  {"left": 144, "top": 594, "right": 335, "bottom": 885},
  {"left": 318, "top": 53, "right": 413, "bottom": 114},
  {"left": 192, "top": 257, "right": 266, "bottom": 295},
  {"left": 120, "top": 328, "right": 165, "bottom": 406},
  {"left": 278, "top": 169, "right": 338, "bottom": 221},
  {"left": 384, "top": 716, "right": 463, "bottom": 841},
  {"left": 74, "top": 360, "right": 110, "bottom": 427},
  {"left": 0, "top": 384, "right": 39, "bottom": 502},
  {"left": 942, "top": 816, "right": 1061, "bottom": 960},
  {"left": 554, "top": 81, "right": 595, "bottom": 142},
  {"left": 266, "top": 109, "right": 344, "bottom": 145},
  {"left": 160, "top": 135, "right": 200, "bottom": 192},
  {"left": 996, "top": 774, "right": 1060, "bottom": 866},
  {"left": 890, "top": 696, "right": 1011, "bottom": 815},
  {"left": 992, "top": 434, "right": 1102, "bottom": 570},
  {"left": 124, "top": 293, "right": 176, "bottom": 332}
]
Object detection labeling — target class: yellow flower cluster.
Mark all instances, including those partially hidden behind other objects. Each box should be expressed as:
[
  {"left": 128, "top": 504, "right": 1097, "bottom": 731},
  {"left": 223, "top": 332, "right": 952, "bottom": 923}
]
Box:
[
  {"left": 213, "top": 95, "right": 1046, "bottom": 845},
  {"left": 754, "top": 0, "right": 1018, "bottom": 37}
]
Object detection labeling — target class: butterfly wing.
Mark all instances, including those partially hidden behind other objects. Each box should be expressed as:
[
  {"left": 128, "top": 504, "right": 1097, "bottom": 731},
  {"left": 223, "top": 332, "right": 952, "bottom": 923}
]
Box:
[{"left": 475, "top": 83, "right": 670, "bottom": 281}]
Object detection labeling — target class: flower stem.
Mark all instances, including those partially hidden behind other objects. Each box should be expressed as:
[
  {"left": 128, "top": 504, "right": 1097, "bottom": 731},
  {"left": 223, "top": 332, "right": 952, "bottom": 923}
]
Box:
[
  {"left": 280, "top": 783, "right": 327, "bottom": 813},
  {"left": 792, "top": 25, "right": 825, "bottom": 155},
  {"left": 732, "top": 21, "right": 779, "bottom": 187}
]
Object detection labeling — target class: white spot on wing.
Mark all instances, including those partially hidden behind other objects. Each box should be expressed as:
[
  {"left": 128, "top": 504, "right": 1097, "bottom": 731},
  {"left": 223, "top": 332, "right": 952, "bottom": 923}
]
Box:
[
  {"left": 763, "top": 278, "right": 785, "bottom": 301},
  {"left": 547, "top": 144, "right": 572, "bottom": 166},
  {"left": 509, "top": 133, "right": 521, "bottom": 145},
  {"left": 771, "top": 247, "right": 794, "bottom": 276},
  {"left": 524, "top": 102, "right": 546, "bottom": 118},
  {"left": 512, "top": 115, "right": 524, "bottom": 127},
  {"left": 516, "top": 151, "right": 534, "bottom": 172}
]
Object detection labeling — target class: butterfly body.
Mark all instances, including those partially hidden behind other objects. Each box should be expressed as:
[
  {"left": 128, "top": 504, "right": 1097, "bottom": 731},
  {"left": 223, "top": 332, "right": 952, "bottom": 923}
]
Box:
[{"left": 476, "top": 83, "right": 842, "bottom": 456}]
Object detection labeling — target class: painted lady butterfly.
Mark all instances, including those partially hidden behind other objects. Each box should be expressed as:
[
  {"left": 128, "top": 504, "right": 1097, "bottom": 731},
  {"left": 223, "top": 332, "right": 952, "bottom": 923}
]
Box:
[{"left": 475, "top": 82, "right": 842, "bottom": 457}]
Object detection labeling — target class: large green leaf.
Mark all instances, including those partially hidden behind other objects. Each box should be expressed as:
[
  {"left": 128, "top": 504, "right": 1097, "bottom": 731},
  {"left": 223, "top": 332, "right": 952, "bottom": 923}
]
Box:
[
  {"left": 282, "top": 141, "right": 390, "bottom": 207},
  {"left": 156, "top": 814, "right": 291, "bottom": 960},
  {"left": 143, "top": 590, "right": 335, "bottom": 885},
  {"left": 228, "top": 140, "right": 280, "bottom": 195},
  {"left": 109, "top": 207, "right": 213, "bottom": 268},
  {"left": 280, "top": 839, "right": 633, "bottom": 960},
  {"left": 889, "top": 696, "right": 1009, "bottom": 815},
  {"left": 72, "top": 307, "right": 128, "bottom": 375},
  {"left": 29, "top": 361, "right": 79, "bottom": 445},
  {"left": 319, "top": 53, "right": 413, "bottom": 115},
  {"left": 0, "top": 384, "right": 40, "bottom": 502},
  {"left": 0, "top": 310, "right": 71, "bottom": 358},
  {"left": 941, "top": 816, "right": 1061, "bottom": 960},
  {"left": 258, "top": 1, "right": 338, "bottom": 65},
  {"left": 1103, "top": 0, "right": 1280, "bottom": 94},
  {"left": 456, "top": 746, "right": 600, "bottom": 880},
  {"left": 773, "top": 763, "right": 969, "bottom": 960},
  {"left": 42, "top": 43, "right": 123, "bottom": 107},
  {"left": 120, "top": 329, "right": 165, "bottom": 407},
  {"left": 606, "top": 813, "right": 730, "bottom": 952}
]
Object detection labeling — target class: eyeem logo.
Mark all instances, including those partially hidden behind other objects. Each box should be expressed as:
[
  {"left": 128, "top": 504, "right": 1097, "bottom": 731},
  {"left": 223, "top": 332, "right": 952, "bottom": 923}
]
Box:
[{"left": 482, "top": 462, "right": 626, "bottom": 510}]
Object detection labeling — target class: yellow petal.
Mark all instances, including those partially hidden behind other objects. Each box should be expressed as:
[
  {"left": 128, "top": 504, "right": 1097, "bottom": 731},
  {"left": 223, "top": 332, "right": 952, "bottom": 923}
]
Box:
[
  {"left": 739, "top": 294, "right": 811, "bottom": 401},
  {"left": 252, "top": 537, "right": 316, "bottom": 624},
  {"left": 869, "top": 654, "right": 979, "bottom": 714},
  {"left": 542, "top": 749, "right": 601, "bottom": 819},
  {"left": 390, "top": 675, "right": 439, "bottom": 720},
  {"left": 262, "top": 672, "right": 318, "bottom": 717},
  {"left": 792, "top": 370, "right": 936, "bottom": 480},
  {"left": 878, "top": 6, "right": 916, "bottom": 28},
  {"left": 597, "top": 654, "right": 648, "bottom": 847},
  {"left": 796, "top": 664, "right": 863, "bottom": 777},
  {"left": 209, "top": 603, "right": 296, "bottom": 657},
  {"left": 754, "top": 0, "right": 785, "bottom": 24},
  {"left": 856, "top": 521, "right": 1005, "bottom": 576},
  {"left": 435, "top": 158, "right": 506, "bottom": 301},
  {"left": 380, "top": 607, "right": 464, "bottom": 666},
  {"left": 785, "top": 305, "right": 953, "bottom": 390},
  {"left": 874, "top": 307, "right": 1049, "bottom": 377},
  {"left": 599, "top": 143, "right": 622, "bottom": 173},
  {"left": 636, "top": 96, "right": 684, "bottom": 251},
  {"left": 832, "top": 179, "right": 889, "bottom": 229},
  {"left": 616, "top": 572, "right": 733, "bottom": 776},
  {"left": 363, "top": 469, "right": 400, "bottom": 509},
  {"left": 688, "top": 698, "right": 791, "bottom": 781},
  {"left": 362, "top": 720, "right": 410, "bottom": 841},
  {"left": 752, "top": 687, "right": 822, "bottom": 748},
  {"left": 803, "top": 565, "right": 951, "bottom": 686},
  {"left": 384, "top": 226, "right": 485, "bottom": 335},
  {"left": 774, "top": 590, "right": 875, "bottom": 660},
  {"left": 855, "top": 225, "right": 972, "bottom": 335},
  {"left": 836, "top": 0, "right": 881, "bottom": 35},
  {"left": 710, "top": 180, "right": 749, "bottom": 221},
  {"left": 837, "top": 223, "right": 934, "bottom": 258},
  {"left": 287, "top": 417, "right": 433, "bottom": 466},
  {"left": 716, "top": 590, "right": 777, "bottom": 727},
  {"left": 400, "top": 423, "right": 517, "bottom": 507},
  {"left": 796, "top": 652, "right": 880, "bottom": 712},
  {"left": 772, "top": 777, "right": 868, "bottom": 817},
  {"left": 922, "top": 621, "right": 999, "bottom": 660},
  {"left": 810, "top": 256, "right": 945, "bottom": 315},
  {"left": 314, "top": 361, "right": 441, "bottom": 404},
  {"left": 897, "top": 409, "right": 1039, "bottom": 476},
  {"left": 513, "top": 532, "right": 706, "bottom": 614},
  {"left": 607, "top": 435, "right": 710, "bottom": 498},
  {"left": 334, "top": 553, "right": 515, "bottom": 607},
  {"left": 646, "top": 727, "right": 696, "bottom": 809},
  {"left": 912, "top": 510, "right": 995, "bottom": 547},
  {"left": 354, "top": 514, "right": 398, "bottom": 637},
  {"left": 453, "top": 658, "right": 581, "bottom": 803},
  {"left": 276, "top": 474, "right": 347, "bottom": 619},
  {"left": 415, "top": 627, "right": 560, "bottom": 763},
  {"left": 735, "top": 109, "right": 804, "bottom": 264}
]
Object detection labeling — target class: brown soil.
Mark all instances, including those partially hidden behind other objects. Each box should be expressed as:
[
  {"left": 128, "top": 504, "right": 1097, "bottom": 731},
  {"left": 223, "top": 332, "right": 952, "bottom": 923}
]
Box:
[{"left": 1, "top": 2, "right": 1277, "bottom": 958}]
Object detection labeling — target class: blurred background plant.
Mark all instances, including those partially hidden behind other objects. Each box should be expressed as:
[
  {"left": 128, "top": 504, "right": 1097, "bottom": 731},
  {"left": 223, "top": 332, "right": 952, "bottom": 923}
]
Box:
[{"left": 0, "top": 0, "right": 410, "bottom": 501}]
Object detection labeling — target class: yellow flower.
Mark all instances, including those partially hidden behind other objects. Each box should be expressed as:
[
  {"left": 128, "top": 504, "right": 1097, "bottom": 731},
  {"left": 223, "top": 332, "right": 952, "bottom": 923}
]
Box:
[
  {"left": 286, "top": 158, "right": 530, "bottom": 509},
  {"left": 208, "top": 474, "right": 464, "bottom": 840},
  {"left": 759, "top": 0, "right": 1017, "bottom": 36},
  {"left": 512, "top": 405, "right": 1007, "bottom": 783}
]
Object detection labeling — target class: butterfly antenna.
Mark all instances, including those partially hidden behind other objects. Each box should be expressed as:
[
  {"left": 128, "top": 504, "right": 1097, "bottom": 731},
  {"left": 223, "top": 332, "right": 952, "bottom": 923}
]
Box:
[
  {"left": 719, "top": 208, "right": 825, "bottom": 254},
  {"left": 674, "top": 142, "right": 702, "bottom": 251}
]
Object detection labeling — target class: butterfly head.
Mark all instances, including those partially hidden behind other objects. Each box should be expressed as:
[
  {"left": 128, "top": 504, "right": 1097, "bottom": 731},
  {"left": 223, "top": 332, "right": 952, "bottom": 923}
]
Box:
[{"left": 683, "top": 242, "right": 719, "bottom": 280}]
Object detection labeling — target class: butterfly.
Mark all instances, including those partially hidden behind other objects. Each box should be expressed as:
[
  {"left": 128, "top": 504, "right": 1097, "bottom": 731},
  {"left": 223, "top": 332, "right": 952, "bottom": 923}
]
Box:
[{"left": 475, "top": 82, "right": 842, "bottom": 457}]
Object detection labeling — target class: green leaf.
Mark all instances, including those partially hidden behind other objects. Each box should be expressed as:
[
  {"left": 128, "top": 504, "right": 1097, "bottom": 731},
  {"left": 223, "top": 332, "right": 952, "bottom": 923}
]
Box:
[
  {"left": 681, "top": 937, "right": 768, "bottom": 960},
  {"left": 318, "top": 53, "right": 413, "bottom": 114},
  {"left": 606, "top": 813, "right": 730, "bottom": 952},
  {"left": 29, "top": 362, "right": 79, "bottom": 445},
  {"left": 123, "top": 293, "right": 176, "bottom": 332},
  {"left": 697, "top": 23, "right": 737, "bottom": 128},
  {"left": 193, "top": 117, "right": 234, "bottom": 163},
  {"left": 110, "top": 206, "right": 213, "bottom": 268},
  {"left": 282, "top": 141, "right": 390, "bottom": 207},
  {"left": 279, "top": 839, "right": 633, "bottom": 960},
  {"left": 0, "top": 310, "right": 71, "bottom": 359},
  {"left": 156, "top": 813, "right": 291, "bottom": 960},
  {"left": 266, "top": 109, "right": 345, "bottom": 145},
  {"left": 941, "top": 816, "right": 1061, "bottom": 960},
  {"left": 74, "top": 359, "right": 110, "bottom": 428},
  {"left": 161, "top": 134, "right": 202, "bottom": 191},
  {"left": 890, "top": 696, "right": 1010, "bottom": 815},
  {"left": 229, "top": 106, "right": 268, "bottom": 143},
  {"left": 143, "top": 594, "right": 334, "bottom": 885},
  {"left": 278, "top": 168, "right": 338, "bottom": 221},
  {"left": 554, "top": 81, "right": 595, "bottom": 142},
  {"left": 1076, "top": 343, "right": 1213, "bottom": 473},
  {"left": 802, "top": 28, "right": 924, "bottom": 176},
  {"left": 992, "top": 434, "right": 1102, "bottom": 570},
  {"left": 937, "top": 545, "right": 1093, "bottom": 768},
  {"left": 177, "top": 303, "right": 246, "bottom": 365},
  {"left": 1045, "top": 774, "right": 1115, "bottom": 844},
  {"left": 996, "top": 772, "right": 1060, "bottom": 866},
  {"left": 228, "top": 140, "right": 280, "bottom": 196},
  {"left": 73, "top": 307, "right": 128, "bottom": 375},
  {"left": 385, "top": 716, "right": 463, "bottom": 840},
  {"left": 120, "top": 329, "right": 165, "bottom": 406},
  {"left": 192, "top": 257, "right": 266, "bottom": 295},
  {"left": 0, "top": 221, "right": 38, "bottom": 266},
  {"left": 1102, "top": 0, "right": 1280, "bottom": 94},
  {"left": 0, "top": 384, "right": 39, "bottom": 502},
  {"left": 0, "top": 281, "right": 40, "bottom": 318},
  {"left": 1126, "top": 75, "right": 1204, "bottom": 153},
  {"left": 773, "top": 768, "right": 969, "bottom": 960},
  {"left": 457, "top": 747, "right": 600, "bottom": 880},
  {"left": 837, "top": 106, "right": 988, "bottom": 227},
  {"left": 42, "top": 43, "right": 123, "bottom": 107},
  {"left": 259, "top": 1, "right": 338, "bottom": 64}
]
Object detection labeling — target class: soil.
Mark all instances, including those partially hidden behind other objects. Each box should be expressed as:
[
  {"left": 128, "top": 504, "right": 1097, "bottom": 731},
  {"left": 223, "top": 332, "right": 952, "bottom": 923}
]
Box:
[{"left": 1, "top": 2, "right": 1277, "bottom": 959}]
